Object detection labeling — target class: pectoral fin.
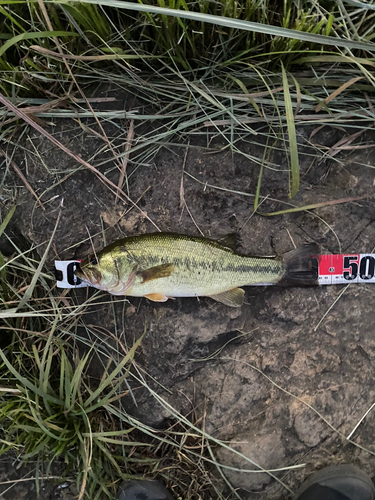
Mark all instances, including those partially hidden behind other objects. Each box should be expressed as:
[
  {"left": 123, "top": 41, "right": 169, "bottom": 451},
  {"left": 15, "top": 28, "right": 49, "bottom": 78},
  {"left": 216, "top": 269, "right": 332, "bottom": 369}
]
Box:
[
  {"left": 208, "top": 287, "right": 245, "bottom": 307},
  {"left": 145, "top": 293, "right": 169, "bottom": 302},
  {"left": 139, "top": 263, "right": 174, "bottom": 283}
]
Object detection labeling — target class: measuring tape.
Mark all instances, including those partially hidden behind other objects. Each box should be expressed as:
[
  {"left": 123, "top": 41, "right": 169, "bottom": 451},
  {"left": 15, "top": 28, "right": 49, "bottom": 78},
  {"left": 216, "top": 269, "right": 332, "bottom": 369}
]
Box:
[
  {"left": 55, "top": 260, "right": 86, "bottom": 288},
  {"left": 318, "top": 254, "right": 375, "bottom": 285},
  {"left": 54, "top": 254, "right": 375, "bottom": 289}
]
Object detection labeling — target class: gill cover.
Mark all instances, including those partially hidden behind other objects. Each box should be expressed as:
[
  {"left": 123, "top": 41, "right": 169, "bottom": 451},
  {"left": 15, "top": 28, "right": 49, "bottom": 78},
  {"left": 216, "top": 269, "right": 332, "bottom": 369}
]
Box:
[{"left": 74, "top": 246, "right": 139, "bottom": 294}]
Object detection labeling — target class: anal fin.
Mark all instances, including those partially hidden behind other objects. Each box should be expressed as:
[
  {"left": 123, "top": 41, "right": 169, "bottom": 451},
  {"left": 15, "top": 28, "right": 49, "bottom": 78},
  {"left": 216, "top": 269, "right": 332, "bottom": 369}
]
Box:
[{"left": 208, "top": 288, "right": 245, "bottom": 307}]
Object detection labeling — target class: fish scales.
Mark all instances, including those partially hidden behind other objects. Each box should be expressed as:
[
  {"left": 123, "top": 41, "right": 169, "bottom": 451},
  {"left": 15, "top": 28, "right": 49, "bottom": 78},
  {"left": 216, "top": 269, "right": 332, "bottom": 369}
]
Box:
[
  {"left": 85, "top": 233, "right": 283, "bottom": 296},
  {"left": 75, "top": 233, "right": 319, "bottom": 307}
]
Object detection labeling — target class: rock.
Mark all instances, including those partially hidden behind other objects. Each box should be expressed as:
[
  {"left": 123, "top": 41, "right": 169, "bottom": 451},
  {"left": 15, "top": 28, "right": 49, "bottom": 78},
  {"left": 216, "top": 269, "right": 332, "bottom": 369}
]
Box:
[{"left": 216, "top": 429, "right": 286, "bottom": 491}]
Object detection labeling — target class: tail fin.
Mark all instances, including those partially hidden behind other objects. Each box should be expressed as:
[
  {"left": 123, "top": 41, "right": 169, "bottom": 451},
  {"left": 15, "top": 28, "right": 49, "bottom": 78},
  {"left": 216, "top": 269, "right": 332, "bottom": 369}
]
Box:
[{"left": 278, "top": 243, "right": 320, "bottom": 286}]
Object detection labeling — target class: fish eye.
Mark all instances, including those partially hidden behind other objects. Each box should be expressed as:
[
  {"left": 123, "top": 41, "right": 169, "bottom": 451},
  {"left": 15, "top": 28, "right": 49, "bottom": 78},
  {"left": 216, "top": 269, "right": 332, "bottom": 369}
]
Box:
[{"left": 91, "top": 257, "right": 98, "bottom": 265}]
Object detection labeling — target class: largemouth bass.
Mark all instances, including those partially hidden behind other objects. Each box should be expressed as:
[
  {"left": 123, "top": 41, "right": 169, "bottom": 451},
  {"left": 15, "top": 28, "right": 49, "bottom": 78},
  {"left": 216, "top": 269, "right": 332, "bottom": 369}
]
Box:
[{"left": 74, "top": 233, "right": 319, "bottom": 307}]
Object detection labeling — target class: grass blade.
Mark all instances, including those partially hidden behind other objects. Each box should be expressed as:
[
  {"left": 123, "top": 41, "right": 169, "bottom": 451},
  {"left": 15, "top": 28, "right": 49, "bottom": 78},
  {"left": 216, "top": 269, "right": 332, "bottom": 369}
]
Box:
[
  {"left": 281, "top": 63, "right": 299, "bottom": 199},
  {"left": 0, "top": 205, "right": 16, "bottom": 239},
  {"left": 54, "top": 0, "right": 375, "bottom": 53},
  {"left": 83, "top": 333, "right": 144, "bottom": 408},
  {"left": 0, "top": 30, "right": 79, "bottom": 58},
  {"left": 315, "top": 76, "right": 365, "bottom": 112},
  {"left": 0, "top": 350, "right": 64, "bottom": 406},
  {"left": 16, "top": 208, "right": 61, "bottom": 311},
  {"left": 259, "top": 194, "right": 371, "bottom": 216}
]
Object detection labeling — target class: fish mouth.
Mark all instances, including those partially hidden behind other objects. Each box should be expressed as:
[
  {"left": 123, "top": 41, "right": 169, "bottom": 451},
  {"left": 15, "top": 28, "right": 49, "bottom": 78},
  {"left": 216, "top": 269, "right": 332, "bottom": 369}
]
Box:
[
  {"left": 74, "top": 264, "right": 101, "bottom": 286},
  {"left": 73, "top": 262, "right": 86, "bottom": 279}
]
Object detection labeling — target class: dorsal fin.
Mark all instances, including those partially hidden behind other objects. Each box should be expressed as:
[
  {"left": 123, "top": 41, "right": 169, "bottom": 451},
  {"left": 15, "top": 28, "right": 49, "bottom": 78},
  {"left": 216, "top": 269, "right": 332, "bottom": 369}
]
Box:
[{"left": 210, "top": 233, "right": 237, "bottom": 251}]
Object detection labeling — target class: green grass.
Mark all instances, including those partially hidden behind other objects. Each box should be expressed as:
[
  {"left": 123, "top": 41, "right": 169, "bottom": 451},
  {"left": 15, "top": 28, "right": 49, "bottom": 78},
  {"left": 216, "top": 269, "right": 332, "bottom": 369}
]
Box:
[
  {"left": 1, "top": 0, "right": 374, "bottom": 202},
  {"left": 1, "top": 0, "right": 375, "bottom": 88},
  {"left": 0, "top": 318, "right": 144, "bottom": 499}
]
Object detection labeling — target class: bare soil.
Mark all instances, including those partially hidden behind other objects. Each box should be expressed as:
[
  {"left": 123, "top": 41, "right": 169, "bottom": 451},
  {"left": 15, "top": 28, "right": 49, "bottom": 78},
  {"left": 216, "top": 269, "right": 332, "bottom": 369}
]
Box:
[{"left": 1, "top": 89, "right": 375, "bottom": 499}]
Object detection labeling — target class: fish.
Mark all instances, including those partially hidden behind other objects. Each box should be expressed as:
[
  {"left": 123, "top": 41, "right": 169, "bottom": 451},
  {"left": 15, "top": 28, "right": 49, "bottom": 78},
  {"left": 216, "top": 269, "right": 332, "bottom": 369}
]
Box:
[{"left": 74, "top": 232, "right": 319, "bottom": 307}]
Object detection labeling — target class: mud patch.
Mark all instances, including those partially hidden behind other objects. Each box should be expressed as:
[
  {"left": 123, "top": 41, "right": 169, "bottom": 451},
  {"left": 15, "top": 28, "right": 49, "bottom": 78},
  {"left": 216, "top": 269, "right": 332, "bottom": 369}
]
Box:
[{"left": 2, "top": 94, "right": 375, "bottom": 499}]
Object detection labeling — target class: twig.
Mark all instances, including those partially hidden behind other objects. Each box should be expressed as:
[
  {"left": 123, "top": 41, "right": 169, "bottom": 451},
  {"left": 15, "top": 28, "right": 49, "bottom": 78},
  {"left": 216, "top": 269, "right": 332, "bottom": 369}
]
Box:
[
  {"left": 0, "top": 149, "right": 45, "bottom": 211},
  {"left": 0, "top": 387, "right": 21, "bottom": 394},
  {"left": 85, "top": 226, "right": 99, "bottom": 263},
  {"left": 347, "top": 401, "right": 375, "bottom": 440},
  {"left": 116, "top": 119, "right": 134, "bottom": 203},
  {"left": 0, "top": 92, "right": 160, "bottom": 231},
  {"left": 364, "top": 92, "right": 374, "bottom": 115},
  {"left": 0, "top": 476, "right": 62, "bottom": 485},
  {"left": 0, "top": 96, "right": 69, "bottom": 127},
  {"left": 204, "top": 109, "right": 373, "bottom": 127},
  {"left": 179, "top": 146, "right": 189, "bottom": 211},
  {"left": 326, "top": 129, "right": 366, "bottom": 157},
  {"left": 314, "top": 284, "right": 350, "bottom": 332},
  {"left": 285, "top": 228, "right": 296, "bottom": 249},
  {"left": 36, "top": 1, "right": 124, "bottom": 179},
  {"left": 30, "top": 44, "right": 138, "bottom": 61},
  {"left": 315, "top": 77, "right": 364, "bottom": 112},
  {"left": 179, "top": 145, "right": 203, "bottom": 235}
]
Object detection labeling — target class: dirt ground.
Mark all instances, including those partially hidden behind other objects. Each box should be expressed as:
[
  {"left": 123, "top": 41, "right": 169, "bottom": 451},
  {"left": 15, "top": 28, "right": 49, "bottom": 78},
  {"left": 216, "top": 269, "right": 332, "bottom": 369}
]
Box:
[
  {"left": 0, "top": 456, "right": 72, "bottom": 500},
  {"left": 1, "top": 89, "right": 375, "bottom": 499}
]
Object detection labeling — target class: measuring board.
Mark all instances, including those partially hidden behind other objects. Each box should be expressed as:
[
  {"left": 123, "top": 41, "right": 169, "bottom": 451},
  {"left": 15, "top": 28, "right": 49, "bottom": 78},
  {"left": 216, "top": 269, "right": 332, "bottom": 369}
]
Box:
[
  {"left": 318, "top": 254, "right": 375, "bottom": 285},
  {"left": 54, "top": 254, "right": 375, "bottom": 289}
]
